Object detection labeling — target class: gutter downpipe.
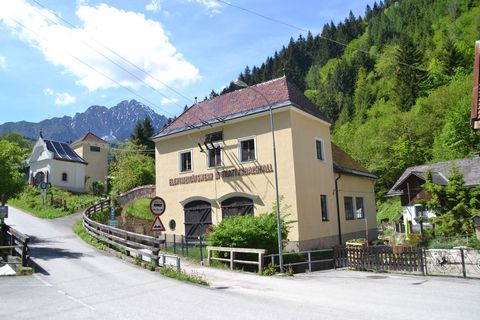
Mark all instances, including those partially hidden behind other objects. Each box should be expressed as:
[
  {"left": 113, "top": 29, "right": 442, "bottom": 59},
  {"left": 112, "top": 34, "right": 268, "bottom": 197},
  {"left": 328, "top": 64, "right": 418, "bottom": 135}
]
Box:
[{"left": 335, "top": 173, "right": 343, "bottom": 245}]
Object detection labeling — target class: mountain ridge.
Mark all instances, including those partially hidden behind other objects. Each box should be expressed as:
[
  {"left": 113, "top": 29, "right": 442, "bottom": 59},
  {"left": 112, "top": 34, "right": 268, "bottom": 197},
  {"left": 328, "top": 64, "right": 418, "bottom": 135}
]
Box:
[{"left": 0, "top": 100, "right": 167, "bottom": 142}]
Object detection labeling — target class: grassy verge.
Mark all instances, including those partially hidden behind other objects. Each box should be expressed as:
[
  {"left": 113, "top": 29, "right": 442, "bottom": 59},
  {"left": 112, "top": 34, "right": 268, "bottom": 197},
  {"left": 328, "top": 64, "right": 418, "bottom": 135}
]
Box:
[
  {"left": 162, "top": 245, "right": 207, "bottom": 264},
  {"left": 158, "top": 267, "right": 209, "bottom": 286},
  {"left": 9, "top": 185, "right": 99, "bottom": 219},
  {"left": 126, "top": 198, "right": 152, "bottom": 220},
  {"left": 72, "top": 220, "right": 108, "bottom": 250}
]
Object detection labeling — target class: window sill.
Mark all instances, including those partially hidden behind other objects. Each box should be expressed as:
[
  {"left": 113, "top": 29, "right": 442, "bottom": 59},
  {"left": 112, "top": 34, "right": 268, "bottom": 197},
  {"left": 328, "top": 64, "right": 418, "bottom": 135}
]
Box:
[{"left": 179, "top": 170, "right": 193, "bottom": 174}]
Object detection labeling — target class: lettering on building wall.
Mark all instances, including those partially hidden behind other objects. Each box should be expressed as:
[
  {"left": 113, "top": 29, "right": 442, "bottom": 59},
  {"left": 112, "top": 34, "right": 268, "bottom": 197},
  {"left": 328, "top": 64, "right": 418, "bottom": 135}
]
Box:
[{"left": 169, "top": 164, "right": 273, "bottom": 186}]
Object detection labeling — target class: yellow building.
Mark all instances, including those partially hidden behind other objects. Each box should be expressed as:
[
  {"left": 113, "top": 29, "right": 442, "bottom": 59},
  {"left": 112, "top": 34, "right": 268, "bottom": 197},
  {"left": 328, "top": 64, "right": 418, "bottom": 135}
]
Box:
[
  {"left": 71, "top": 132, "right": 109, "bottom": 192},
  {"left": 153, "top": 76, "right": 377, "bottom": 250}
]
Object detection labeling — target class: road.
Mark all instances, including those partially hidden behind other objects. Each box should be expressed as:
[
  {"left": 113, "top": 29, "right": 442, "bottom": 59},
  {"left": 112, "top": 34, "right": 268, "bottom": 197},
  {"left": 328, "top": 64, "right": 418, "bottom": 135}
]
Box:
[{"left": 1, "top": 206, "right": 480, "bottom": 320}]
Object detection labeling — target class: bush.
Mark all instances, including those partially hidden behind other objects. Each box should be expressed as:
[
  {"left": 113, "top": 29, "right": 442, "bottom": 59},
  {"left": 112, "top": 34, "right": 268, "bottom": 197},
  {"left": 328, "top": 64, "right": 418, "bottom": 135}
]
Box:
[{"left": 206, "top": 212, "right": 290, "bottom": 254}]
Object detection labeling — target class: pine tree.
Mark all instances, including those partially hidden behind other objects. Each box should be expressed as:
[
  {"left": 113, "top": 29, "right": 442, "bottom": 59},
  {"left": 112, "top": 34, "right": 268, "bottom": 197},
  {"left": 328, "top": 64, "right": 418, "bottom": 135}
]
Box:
[{"left": 394, "top": 36, "right": 429, "bottom": 111}]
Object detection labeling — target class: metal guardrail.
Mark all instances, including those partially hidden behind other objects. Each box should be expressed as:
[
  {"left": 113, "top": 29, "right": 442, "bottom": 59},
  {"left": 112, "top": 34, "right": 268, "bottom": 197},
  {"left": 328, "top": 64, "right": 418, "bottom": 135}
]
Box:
[
  {"left": 207, "top": 246, "right": 266, "bottom": 274},
  {"left": 1, "top": 224, "right": 30, "bottom": 267},
  {"left": 83, "top": 199, "right": 180, "bottom": 271},
  {"left": 266, "top": 249, "right": 334, "bottom": 273}
]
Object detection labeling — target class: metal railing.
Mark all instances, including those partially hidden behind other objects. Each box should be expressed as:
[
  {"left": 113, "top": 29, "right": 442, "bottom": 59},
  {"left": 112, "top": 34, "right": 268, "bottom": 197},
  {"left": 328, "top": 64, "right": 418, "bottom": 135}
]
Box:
[
  {"left": 266, "top": 249, "right": 334, "bottom": 273},
  {"left": 83, "top": 199, "right": 180, "bottom": 271}
]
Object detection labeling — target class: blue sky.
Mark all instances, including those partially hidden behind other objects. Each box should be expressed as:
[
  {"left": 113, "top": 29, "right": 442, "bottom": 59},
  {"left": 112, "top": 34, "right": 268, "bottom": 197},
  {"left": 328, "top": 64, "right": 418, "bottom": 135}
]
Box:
[{"left": 0, "top": 0, "right": 374, "bottom": 124}]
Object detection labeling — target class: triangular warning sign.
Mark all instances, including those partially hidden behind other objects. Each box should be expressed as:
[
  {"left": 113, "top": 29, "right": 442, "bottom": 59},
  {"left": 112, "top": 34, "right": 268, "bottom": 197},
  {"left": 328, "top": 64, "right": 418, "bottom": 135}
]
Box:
[{"left": 150, "top": 216, "right": 166, "bottom": 232}]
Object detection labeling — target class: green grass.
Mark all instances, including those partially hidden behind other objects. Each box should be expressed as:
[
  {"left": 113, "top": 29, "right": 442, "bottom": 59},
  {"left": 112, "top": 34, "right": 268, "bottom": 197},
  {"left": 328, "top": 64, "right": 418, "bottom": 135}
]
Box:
[
  {"left": 126, "top": 198, "right": 153, "bottom": 220},
  {"left": 162, "top": 245, "right": 207, "bottom": 263},
  {"left": 158, "top": 267, "right": 209, "bottom": 286},
  {"left": 72, "top": 220, "right": 108, "bottom": 250},
  {"left": 9, "top": 185, "right": 99, "bottom": 219}
]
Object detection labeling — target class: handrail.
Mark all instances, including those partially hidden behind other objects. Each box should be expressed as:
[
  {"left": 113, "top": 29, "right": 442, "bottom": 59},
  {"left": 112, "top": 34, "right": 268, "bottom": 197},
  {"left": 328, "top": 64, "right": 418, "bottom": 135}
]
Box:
[
  {"left": 1, "top": 224, "right": 30, "bottom": 267},
  {"left": 82, "top": 198, "right": 180, "bottom": 271},
  {"left": 207, "top": 246, "right": 266, "bottom": 274}
]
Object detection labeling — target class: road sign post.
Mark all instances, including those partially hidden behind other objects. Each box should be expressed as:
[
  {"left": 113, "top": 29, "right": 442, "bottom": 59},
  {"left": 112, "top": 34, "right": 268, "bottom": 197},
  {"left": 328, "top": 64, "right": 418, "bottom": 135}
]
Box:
[
  {"left": 40, "top": 182, "right": 48, "bottom": 205},
  {"left": 108, "top": 207, "right": 118, "bottom": 227},
  {"left": 150, "top": 197, "right": 166, "bottom": 232}
]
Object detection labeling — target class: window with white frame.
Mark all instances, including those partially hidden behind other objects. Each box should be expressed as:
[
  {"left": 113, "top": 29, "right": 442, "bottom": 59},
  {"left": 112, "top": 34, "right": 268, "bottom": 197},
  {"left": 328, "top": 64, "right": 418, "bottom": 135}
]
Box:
[
  {"left": 344, "top": 196, "right": 354, "bottom": 220},
  {"left": 315, "top": 139, "right": 324, "bottom": 160},
  {"left": 239, "top": 137, "right": 255, "bottom": 162},
  {"left": 179, "top": 150, "right": 192, "bottom": 172},
  {"left": 320, "top": 195, "right": 328, "bottom": 221},
  {"left": 207, "top": 147, "right": 222, "bottom": 168},
  {"left": 355, "top": 197, "right": 365, "bottom": 219}
]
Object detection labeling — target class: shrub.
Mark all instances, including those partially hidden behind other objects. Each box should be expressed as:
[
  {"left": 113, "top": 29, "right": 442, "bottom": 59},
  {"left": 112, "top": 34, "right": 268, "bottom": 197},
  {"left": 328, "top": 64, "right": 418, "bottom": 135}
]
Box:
[{"left": 206, "top": 212, "right": 290, "bottom": 255}]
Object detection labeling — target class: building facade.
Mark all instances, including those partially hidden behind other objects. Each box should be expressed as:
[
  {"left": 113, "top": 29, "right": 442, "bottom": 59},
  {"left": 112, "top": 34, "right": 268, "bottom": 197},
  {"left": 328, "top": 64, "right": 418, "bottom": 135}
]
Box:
[
  {"left": 28, "top": 134, "right": 87, "bottom": 192},
  {"left": 153, "top": 77, "right": 377, "bottom": 250},
  {"left": 71, "top": 132, "right": 109, "bottom": 192}
]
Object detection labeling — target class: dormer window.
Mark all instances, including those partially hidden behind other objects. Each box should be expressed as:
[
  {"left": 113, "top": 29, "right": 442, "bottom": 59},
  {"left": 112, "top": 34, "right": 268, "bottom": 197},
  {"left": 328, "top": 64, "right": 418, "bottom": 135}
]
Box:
[{"left": 62, "top": 172, "right": 68, "bottom": 182}]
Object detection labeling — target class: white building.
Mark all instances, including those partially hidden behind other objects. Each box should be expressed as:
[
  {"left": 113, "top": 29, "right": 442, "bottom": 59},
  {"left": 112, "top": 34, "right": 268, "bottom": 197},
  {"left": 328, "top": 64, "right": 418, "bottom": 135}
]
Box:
[{"left": 28, "top": 134, "right": 87, "bottom": 192}]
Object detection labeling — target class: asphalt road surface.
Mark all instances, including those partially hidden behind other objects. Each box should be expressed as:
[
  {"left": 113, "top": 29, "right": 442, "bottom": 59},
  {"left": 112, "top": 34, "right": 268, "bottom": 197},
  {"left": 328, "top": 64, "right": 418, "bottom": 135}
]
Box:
[{"left": 1, "top": 207, "right": 480, "bottom": 320}]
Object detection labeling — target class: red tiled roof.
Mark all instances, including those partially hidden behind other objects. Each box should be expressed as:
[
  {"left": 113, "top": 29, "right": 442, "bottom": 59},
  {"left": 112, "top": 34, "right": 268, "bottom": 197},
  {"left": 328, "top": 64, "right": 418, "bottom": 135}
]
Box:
[
  {"left": 156, "top": 76, "right": 330, "bottom": 137},
  {"left": 331, "top": 142, "right": 376, "bottom": 179},
  {"left": 71, "top": 132, "right": 108, "bottom": 146}
]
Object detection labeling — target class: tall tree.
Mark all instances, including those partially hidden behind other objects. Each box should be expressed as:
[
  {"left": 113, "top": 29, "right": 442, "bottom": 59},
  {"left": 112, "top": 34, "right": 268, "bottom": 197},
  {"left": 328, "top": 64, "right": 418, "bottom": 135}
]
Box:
[
  {"left": 0, "top": 140, "right": 26, "bottom": 205},
  {"left": 394, "top": 36, "right": 429, "bottom": 111},
  {"left": 131, "top": 116, "right": 155, "bottom": 153},
  {"left": 423, "top": 168, "right": 480, "bottom": 237}
]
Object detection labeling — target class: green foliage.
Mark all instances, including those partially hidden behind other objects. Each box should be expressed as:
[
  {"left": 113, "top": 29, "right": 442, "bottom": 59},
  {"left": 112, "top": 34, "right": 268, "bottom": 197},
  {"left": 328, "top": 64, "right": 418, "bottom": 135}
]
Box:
[
  {"left": 158, "top": 267, "right": 209, "bottom": 286},
  {"left": 9, "top": 185, "right": 99, "bottom": 219},
  {"left": 109, "top": 141, "right": 155, "bottom": 194},
  {"left": 0, "top": 140, "right": 26, "bottom": 205},
  {"left": 207, "top": 202, "right": 290, "bottom": 254},
  {"left": 90, "top": 180, "right": 106, "bottom": 196},
  {"left": 72, "top": 220, "right": 108, "bottom": 250},
  {"left": 126, "top": 198, "right": 153, "bottom": 220},
  {"left": 0, "top": 132, "right": 33, "bottom": 155},
  {"left": 376, "top": 198, "right": 403, "bottom": 224},
  {"left": 423, "top": 167, "right": 480, "bottom": 237},
  {"left": 131, "top": 116, "right": 155, "bottom": 153},
  {"left": 262, "top": 262, "right": 277, "bottom": 276}
]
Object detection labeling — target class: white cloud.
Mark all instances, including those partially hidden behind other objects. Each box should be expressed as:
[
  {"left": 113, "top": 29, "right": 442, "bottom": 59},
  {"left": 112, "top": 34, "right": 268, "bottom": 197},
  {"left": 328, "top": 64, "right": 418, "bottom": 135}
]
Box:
[
  {"left": 161, "top": 97, "right": 178, "bottom": 105},
  {"left": 191, "top": 0, "right": 222, "bottom": 14},
  {"left": 145, "top": 0, "right": 161, "bottom": 12},
  {"left": 0, "top": 55, "right": 5, "bottom": 70},
  {"left": 55, "top": 92, "right": 76, "bottom": 105},
  {"left": 0, "top": 1, "right": 200, "bottom": 91},
  {"left": 43, "top": 88, "right": 76, "bottom": 105},
  {"left": 43, "top": 87, "right": 54, "bottom": 96}
]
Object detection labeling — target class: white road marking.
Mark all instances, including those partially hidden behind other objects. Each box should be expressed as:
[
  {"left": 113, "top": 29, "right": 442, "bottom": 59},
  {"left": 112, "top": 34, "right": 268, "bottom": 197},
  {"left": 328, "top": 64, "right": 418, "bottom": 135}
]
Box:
[
  {"left": 33, "top": 274, "right": 52, "bottom": 287},
  {"left": 57, "top": 290, "right": 96, "bottom": 311}
]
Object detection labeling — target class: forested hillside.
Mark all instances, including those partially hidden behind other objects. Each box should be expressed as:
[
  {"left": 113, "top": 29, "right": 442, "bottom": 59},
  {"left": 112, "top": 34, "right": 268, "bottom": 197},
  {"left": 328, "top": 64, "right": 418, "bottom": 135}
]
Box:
[{"left": 220, "top": 0, "right": 480, "bottom": 199}]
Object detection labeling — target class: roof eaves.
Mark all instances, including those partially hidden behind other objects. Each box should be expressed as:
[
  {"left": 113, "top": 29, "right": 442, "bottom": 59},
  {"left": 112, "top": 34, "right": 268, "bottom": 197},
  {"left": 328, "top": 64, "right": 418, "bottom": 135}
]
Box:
[{"left": 333, "top": 163, "right": 378, "bottom": 179}]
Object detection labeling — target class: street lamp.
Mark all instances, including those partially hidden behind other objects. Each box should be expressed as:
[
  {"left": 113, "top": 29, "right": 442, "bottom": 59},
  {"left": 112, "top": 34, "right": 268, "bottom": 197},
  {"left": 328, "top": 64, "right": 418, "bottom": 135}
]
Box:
[{"left": 234, "top": 79, "right": 284, "bottom": 273}]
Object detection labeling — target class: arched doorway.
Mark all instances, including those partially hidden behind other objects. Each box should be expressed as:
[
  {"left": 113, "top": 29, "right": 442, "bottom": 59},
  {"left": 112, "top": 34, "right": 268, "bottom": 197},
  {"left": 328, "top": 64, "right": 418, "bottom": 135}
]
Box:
[
  {"left": 221, "top": 197, "right": 254, "bottom": 219},
  {"left": 33, "top": 171, "right": 45, "bottom": 186},
  {"left": 184, "top": 200, "right": 212, "bottom": 237}
]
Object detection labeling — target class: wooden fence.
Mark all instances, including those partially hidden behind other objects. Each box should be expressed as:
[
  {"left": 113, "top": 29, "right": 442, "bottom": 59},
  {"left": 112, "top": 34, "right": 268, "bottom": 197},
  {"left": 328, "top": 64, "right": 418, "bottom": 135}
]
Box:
[
  {"left": 334, "top": 245, "right": 424, "bottom": 274},
  {"left": 0, "top": 224, "right": 30, "bottom": 267},
  {"left": 83, "top": 199, "right": 180, "bottom": 271},
  {"left": 207, "top": 246, "right": 266, "bottom": 274}
]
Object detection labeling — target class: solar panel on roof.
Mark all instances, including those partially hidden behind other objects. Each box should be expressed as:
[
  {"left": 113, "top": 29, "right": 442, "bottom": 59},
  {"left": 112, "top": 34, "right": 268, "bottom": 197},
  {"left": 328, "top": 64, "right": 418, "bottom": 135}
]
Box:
[{"left": 65, "top": 145, "right": 81, "bottom": 161}]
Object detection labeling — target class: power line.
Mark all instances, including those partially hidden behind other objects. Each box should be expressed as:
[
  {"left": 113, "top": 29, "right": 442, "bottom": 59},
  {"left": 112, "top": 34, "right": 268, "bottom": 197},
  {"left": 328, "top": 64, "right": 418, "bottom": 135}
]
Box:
[
  {"left": 29, "top": 0, "right": 222, "bottom": 128},
  {"left": 214, "top": 0, "right": 428, "bottom": 72}
]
